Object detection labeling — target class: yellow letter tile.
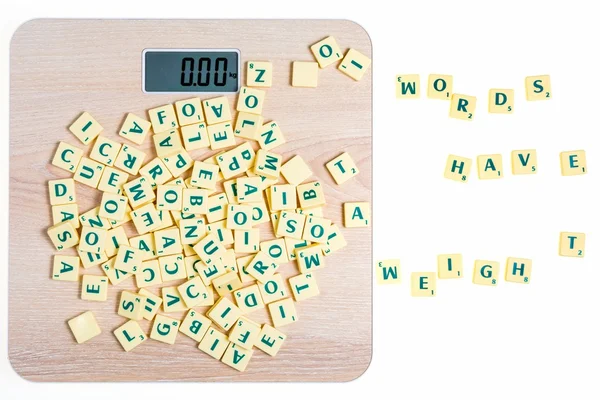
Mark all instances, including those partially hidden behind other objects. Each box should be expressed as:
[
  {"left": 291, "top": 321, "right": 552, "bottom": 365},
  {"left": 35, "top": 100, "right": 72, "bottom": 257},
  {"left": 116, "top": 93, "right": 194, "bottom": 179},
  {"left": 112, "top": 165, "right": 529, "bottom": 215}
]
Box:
[
  {"left": 505, "top": 257, "right": 532, "bottom": 284},
  {"left": 477, "top": 154, "right": 504, "bottom": 179},
  {"left": 292, "top": 61, "right": 318, "bottom": 87},
  {"left": 511, "top": 149, "right": 537, "bottom": 175},
  {"left": 246, "top": 61, "right": 273, "bottom": 87},
  {"left": 237, "top": 86, "right": 266, "bottom": 115},
  {"left": 52, "top": 254, "right": 80, "bottom": 281},
  {"left": 69, "top": 112, "right": 103, "bottom": 145},
  {"left": 560, "top": 150, "right": 587, "bottom": 176},
  {"left": 114, "top": 320, "right": 147, "bottom": 352},
  {"left": 488, "top": 89, "right": 514, "bottom": 114},
  {"left": 449, "top": 93, "right": 476, "bottom": 121},
  {"left": 376, "top": 259, "right": 401, "bottom": 284},
  {"left": 338, "top": 48, "right": 371, "bottom": 81},
  {"left": 289, "top": 273, "right": 319, "bottom": 301},
  {"left": 559, "top": 232, "right": 585, "bottom": 257},
  {"left": 473, "top": 260, "right": 499, "bottom": 286},
  {"left": 175, "top": 97, "right": 204, "bottom": 126},
  {"left": 117, "top": 290, "right": 146, "bottom": 320},
  {"left": 198, "top": 327, "right": 230, "bottom": 359},
  {"left": 310, "top": 36, "right": 342, "bottom": 68},
  {"left": 326, "top": 152, "right": 359, "bottom": 184},
  {"left": 148, "top": 103, "right": 178, "bottom": 133},
  {"left": 202, "top": 96, "right": 232, "bottom": 125},
  {"left": 119, "top": 113, "right": 151, "bottom": 145},
  {"left": 396, "top": 74, "right": 420, "bottom": 98},
  {"left": 68, "top": 311, "right": 101, "bottom": 343},
  {"left": 52, "top": 141, "right": 83, "bottom": 172},
  {"left": 81, "top": 275, "right": 109, "bottom": 301},
  {"left": 427, "top": 74, "right": 453, "bottom": 100},
  {"left": 525, "top": 75, "right": 551, "bottom": 101},
  {"left": 254, "top": 324, "right": 286, "bottom": 356},
  {"left": 437, "top": 254, "right": 463, "bottom": 279},
  {"left": 89, "top": 135, "right": 121, "bottom": 167},
  {"left": 410, "top": 272, "right": 436, "bottom": 297},
  {"left": 281, "top": 155, "right": 312, "bottom": 185},
  {"left": 444, "top": 154, "right": 472, "bottom": 182},
  {"left": 268, "top": 298, "right": 298, "bottom": 327},
  {"left": 150, "top": 314, "right": 180, "bottom": 344},
  {"left": 47, "top": 221, "right": 79, "bottom": 251},
  {"left": 344, "top": 202, "right": 370, "bottom": 227}
]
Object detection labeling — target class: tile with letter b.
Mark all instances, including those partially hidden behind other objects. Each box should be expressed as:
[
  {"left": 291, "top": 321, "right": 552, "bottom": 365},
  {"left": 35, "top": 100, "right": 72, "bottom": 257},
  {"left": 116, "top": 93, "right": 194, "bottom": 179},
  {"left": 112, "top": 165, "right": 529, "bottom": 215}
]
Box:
[
  {"left": 376, "top": 259, "right": 401, "bottom": 284},
  {"left": 444, "top": 155, "right": 472, "bottom": 182},
  {"left": 559, "top": 232, "right": 585, "bottom": 257},
  {"left": 179, "top": 309, "right": 212, "bottom": 342}
]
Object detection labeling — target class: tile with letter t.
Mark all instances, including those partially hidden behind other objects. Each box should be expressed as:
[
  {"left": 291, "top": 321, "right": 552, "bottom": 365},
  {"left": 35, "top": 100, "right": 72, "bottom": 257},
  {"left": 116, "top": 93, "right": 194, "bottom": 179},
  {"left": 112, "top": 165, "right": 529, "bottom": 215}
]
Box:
[
  {"left": 472, "top": 260, "right": 499, "bottom": 286},
  {"left": 289, "top": 273, "right": 320, "bottom": 301},
  {"left": 376, "top": 259, "right": 401, "bottom": 285},
  {"left": 444, "top": 155, "right": 472, "bottom": 183},
  {"left": 410, "top": 272, "right": 436, "bottom": 297},
  {"left": 505, "top": 257, "right": 532, "bottom": 284},
  {"left": 326, "top": 152, "right": 359, "bottom": 185},
  {"left": 559, "top": 232, "right": 585, "bottom": 257}
]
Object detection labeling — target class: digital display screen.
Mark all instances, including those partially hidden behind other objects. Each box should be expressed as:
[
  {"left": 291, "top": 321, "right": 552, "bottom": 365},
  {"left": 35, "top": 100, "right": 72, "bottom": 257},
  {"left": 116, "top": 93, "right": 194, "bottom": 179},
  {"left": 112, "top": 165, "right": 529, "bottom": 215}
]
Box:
[{"left": 143, "top": 49, "right": 240, "bottom": 93}]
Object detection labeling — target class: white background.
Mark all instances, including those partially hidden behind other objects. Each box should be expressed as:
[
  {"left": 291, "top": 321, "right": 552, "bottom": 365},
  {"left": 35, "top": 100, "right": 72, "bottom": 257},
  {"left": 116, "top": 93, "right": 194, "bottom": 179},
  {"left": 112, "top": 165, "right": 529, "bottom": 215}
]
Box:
[{"left": 3, "top": 1, "right": 600, "bottom": 399}]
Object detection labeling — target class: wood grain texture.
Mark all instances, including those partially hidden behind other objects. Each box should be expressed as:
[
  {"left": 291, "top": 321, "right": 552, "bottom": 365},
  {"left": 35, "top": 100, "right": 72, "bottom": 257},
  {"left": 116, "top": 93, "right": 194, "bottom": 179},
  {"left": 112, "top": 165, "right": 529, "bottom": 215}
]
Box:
[{"left": 9, "top": 19, "right": 372, "bottom": 382}]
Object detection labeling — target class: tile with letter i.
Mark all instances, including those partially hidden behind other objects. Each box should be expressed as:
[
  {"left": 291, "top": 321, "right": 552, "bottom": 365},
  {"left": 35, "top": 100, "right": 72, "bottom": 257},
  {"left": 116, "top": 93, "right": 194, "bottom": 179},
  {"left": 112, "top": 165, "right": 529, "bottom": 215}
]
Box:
[
  {"left": 511, "top": 150, "right": 537, "bottom": 175},
  {"left": 179, "top": 309, "right": 212, "bottom": 342},
  {"left": 292, "top": 61, "right": 318, "bottom": 87},
  {"left": 234, "top": 229, "right": 260, "bottom": 254},
  {"left": 69, "top": 112, "right": 103, "bottom": 145},
  {"left": 114, "top": 320, "right": 147, "bottom": 352},
  {"left": 396, "top": 74, "right": 420, "bottom": 98},
  {"left": 237, "top": 87, "right": 266, "bottom": 115},
  {"left": 119, "top": 113, "right": 151, "bottom": 145},
  {"left": 81, "top": 275, "right": 109, "bottom": 301},
  {"left": 410, "top": 272, "right": 436, "bottom": 297},
  {"left": 89, "top": 135, "right": 121, "bottom": 166},
  {"left": 138, "top": 288, "right": 162, "bottom": 321},
  {"left": 338, "top": 48, "right": 371, "bottom": 81},
  {"left": 213, "top": 272, "right": 243, "bottom": 297},
  {"left": 52, "top": 255, "right": 80, "bottom": 281},
  {"left": 74, "top": 157, "right": 105, "bottom": 188},
  {"left": 206, "top": 296, "right": 242, "bottom": 331},
  {"left": 150, "top": 314, "right": 180, "bottom": 345},
  {"left": 175, "top": 97, "right": 204, "bottom": 126},
  {"left": 202, "top": 96, "right": 232, "bottom": 125},
  {"left": 68, "top": 311, "right": 101, "bottom": 344},
  {"left": 52, "top": 141, "right": 83, "bottom": 173},
  {"left": 177, "top": 276, "right": 210, "bottom": 307},
  {"left": 98, "top": 192, "right": 128, "bottom": 221},
  {"left": 255, "top": 324, "right": 286, "bottom": 356},
  {"left": 246, "top": 251, "right": 278, "bottom": 283},
  {"left": 48, "top": 178, "right": 76, "bottom": 205},
  {"left": 449, "top": 93, "right": 476, "bottom": 121},
  {"left": 114, "top": 144, "right": 146, "bottom": 175},
  {"left": 444, "top": 154, "right": 472, "bottom": 183},
  {"left": 180, "top": 123, "right": 210, "bottom": 151},
  {"left": 79, "top": 226, "right": 108, "bottom": 254},
  {"left": 156, "top": 185, "right": 183, "bottom": 211},
  {"left": 153, "top": 129, "right": 183, "bottom": 158},
  {"left": 268, "top": 298, "right": 298, "bottom": 328},
  {"left": 161, "top": 286, "right": 188, "bottom": 313},
  {"left": 376, "top": 259, "right": 401, "bottom": 284},
  {"left": 114, "top": 245, "right": 142, "bottom": 274},
  {"left": 148, "top": 103, "right": 178, "bottom": 133},
  {"left": 560, "top": 150, "right": 587, "bottom": 176},
  {"left": 222, "top": 343, "right": 254, "bottom": 372},
  {"left": 525, "top": 75, "right": 551, "bottom": 101},
  {"left": 270, "top": 184, "right": 297, "bottom": 211},
  {"left": 229, "top": 316, "right": 261, "bottom": 350},
  {"left": 234, "top": 112, "right": 263, "bottom": 140},
  {"left": 326, "top": 152, "right": 359, "bottom": 185},
  {"left": 289, "top": 273, "right": 319, "bottom": 301},
  {"left": 246, "top": 61, "right": 272, "bottom": 87},
  {"left": 296, "top": 245, "right": 325, "bottom": 273},
  {"left": 437, "top": 254, "right": 462, "bottom": 279},
  {"left": 559, "top": 232, "right": 585, "bottom": 257},
  {"left": 311, "top": 36, "right": 342, "bottom": 68},
  {"left": 472, "top": 260, "right": 499, "bottom": 286},
  {"left": 488, "top": 89, "right": 514, "bottom": 114},
  {"left": 344, "top": 202, "right": 370, "bottom": 227},
  {"left": 477, "top": 154, "right": 504, "bottom": 179},
  {"left": 198, "top": 327, "right": 230, "bottom": 360},
  {"left": 258, "top": 274, "right": 288, "bottom": 304},
  {"left": 281, "top": 155, "right": 313, "bottom": 185},
  {"left": 322, "top": 223, "right": 347, "bottom": 256},
  {"left": 258, "top": 121, "right": 286, "bottom": 151},
  {"left": 427, "top": 74, "right": 453, "bottom": 100},
  {"left": 47, "top": 221, "right": 79, "bottom": 251},
  {"left": 505, "top": 257, "right": 532, "bottom": 284},
  {"left": 117, "top": 291, "right": 146, "bottom": 320},
  {"left": 234, "top": 284, "right": 265, "bottom": 314}
]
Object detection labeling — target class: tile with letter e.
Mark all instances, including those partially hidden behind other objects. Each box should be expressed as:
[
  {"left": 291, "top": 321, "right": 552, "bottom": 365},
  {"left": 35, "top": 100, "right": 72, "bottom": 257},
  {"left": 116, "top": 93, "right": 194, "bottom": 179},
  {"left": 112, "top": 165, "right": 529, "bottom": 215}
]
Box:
[
  {"left": 410, "top": 272, "right": 436, "bottom": 297},
  {"left": 254, "top": 324, "right": 286, "bottom": 356},
  {"left": 560, "top": 150, "right": 587, "bottom": 176}
]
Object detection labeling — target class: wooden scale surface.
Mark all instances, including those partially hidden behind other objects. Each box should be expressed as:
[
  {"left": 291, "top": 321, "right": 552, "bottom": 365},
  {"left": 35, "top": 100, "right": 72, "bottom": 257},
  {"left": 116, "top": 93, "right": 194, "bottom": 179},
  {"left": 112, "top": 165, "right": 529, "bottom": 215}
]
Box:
[{"left": 9, "top": 19, "right": 372, "bottom": 382}]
